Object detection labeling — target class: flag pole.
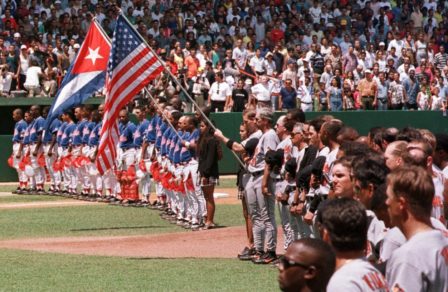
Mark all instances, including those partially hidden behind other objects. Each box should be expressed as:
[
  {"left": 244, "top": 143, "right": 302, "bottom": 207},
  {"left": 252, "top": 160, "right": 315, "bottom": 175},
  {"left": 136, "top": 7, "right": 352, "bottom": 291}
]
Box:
[{"left": 118, "top": 13, "right": 246, "bottom": 169}]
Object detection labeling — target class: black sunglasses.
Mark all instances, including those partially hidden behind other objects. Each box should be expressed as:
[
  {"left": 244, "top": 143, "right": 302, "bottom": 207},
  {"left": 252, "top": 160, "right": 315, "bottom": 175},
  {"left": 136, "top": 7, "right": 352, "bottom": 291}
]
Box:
[{"left": 279, "top": 257, "right": 310, "bottom": 270}]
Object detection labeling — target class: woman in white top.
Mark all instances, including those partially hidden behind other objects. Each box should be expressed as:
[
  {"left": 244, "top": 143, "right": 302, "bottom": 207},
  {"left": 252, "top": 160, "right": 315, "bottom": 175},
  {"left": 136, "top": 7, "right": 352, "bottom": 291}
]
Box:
[
  {"left": 414, "top": 33, "right": 427, "bottom": 65},
  {"left": 417, "top": 86, "right": 430, "bottom": 110},
  {"left": 430, "top": 88, "right": 443, "bottom": 110},
  {"left": 18, "top": 45, "right": 29, "bottom": 90}
]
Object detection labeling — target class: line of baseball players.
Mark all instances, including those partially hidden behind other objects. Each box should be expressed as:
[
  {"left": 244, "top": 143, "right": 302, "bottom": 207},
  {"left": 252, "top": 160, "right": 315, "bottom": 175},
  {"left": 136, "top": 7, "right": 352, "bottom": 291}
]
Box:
[
  {"left": 10, "top": 101, "right": 218, "bottom": 230},
  {"left": 214, "top": 108, "right": 447, "bottom": 291}
]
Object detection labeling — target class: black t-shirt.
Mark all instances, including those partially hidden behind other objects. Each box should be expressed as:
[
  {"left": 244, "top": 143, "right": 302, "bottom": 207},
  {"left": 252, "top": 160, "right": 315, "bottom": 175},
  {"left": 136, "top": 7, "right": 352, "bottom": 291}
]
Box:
[{"left": 232, "top": 88, "right": 248, "bottom": 112}]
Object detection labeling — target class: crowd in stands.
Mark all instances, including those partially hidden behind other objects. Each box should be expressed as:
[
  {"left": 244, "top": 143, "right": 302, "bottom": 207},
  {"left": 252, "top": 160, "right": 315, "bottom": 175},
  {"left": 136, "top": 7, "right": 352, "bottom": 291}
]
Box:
[{"left": 0, "top": 0, "right": 447, "bottom": 111}]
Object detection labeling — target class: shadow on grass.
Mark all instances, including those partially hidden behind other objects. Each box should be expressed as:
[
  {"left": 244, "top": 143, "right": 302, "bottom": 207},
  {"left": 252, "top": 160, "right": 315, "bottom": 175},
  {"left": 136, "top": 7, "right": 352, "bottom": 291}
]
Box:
[{"left": 70, "top": 226, "right": 168, "bottom": 232}]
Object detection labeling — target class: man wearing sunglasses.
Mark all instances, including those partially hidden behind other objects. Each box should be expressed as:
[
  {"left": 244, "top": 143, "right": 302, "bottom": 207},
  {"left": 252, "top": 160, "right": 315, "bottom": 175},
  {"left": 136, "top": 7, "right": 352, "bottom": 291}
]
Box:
[{"left": 278, "top": 238, "right": 335, "bottom": 292}]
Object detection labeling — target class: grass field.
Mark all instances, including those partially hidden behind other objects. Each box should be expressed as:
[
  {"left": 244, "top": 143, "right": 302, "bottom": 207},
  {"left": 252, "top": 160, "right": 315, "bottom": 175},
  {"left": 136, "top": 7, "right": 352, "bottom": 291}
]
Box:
[
  {"left": 0, "top": 185, "right": 280, "bottom": 291},
  {"left": 0, "top": 249, "right": 278, "bottom": 291}
]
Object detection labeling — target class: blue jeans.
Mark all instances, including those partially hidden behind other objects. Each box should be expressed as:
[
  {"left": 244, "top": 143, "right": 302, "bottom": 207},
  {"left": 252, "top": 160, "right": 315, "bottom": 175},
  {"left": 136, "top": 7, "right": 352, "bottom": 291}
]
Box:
[
  {"left": 377, "top": 99, "right": 388, "bottom": 111},
  {"left": 330, "top": 99, "right": 342, "bottom": 111}
]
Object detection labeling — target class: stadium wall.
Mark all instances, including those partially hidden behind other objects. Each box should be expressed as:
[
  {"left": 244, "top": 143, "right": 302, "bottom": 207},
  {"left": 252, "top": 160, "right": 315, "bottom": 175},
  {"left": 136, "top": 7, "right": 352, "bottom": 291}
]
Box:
[{"left": 0, "top": 110, "right": 447, "bottom": 181}]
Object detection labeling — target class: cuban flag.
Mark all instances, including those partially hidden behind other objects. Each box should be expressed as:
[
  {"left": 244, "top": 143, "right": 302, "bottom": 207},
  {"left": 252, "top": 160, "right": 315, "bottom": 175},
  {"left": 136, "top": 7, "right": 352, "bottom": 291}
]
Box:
[{"left": 44, "top": 21, "right": 111, "bottom": 129}]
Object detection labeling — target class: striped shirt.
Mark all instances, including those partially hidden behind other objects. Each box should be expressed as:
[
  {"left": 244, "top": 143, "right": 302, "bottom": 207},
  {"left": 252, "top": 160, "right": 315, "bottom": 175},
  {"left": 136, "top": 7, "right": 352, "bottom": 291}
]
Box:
[{"left": 434, "top": 52, "right": 448, "bottom": 71}]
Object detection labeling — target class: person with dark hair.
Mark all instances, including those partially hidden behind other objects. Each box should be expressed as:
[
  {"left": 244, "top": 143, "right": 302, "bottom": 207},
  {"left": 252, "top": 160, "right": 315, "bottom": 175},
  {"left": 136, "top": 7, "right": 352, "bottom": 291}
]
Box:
[
  {"left": 180, "top": 115, "right": 205, "bottom": 231},
  {"left": 11, "top": 108, "right": 27, "bottom": 194},
  {"left": 386, "top": 166, "right": 448, "bottom": 291},
  {"left": 278, "top": 238, "right": 336, "bottom": 292},
  {"left": 285, "top": 108, "right": 306, "bottom": 123},
  {"left": 367, "top": 126, "right": 385, "bottom": 153},
  {"left": 42, "top": 106, "right": 62, "bottom": 194},
  {"left": 326, "top": 77, "right": 343, "bottom": 111},
  {"left": 59, "top": 109, "right": 76, "bottom": 195},
  {"left": 197, "top": 119, "right": 220, "bottom": 229},
  {"left": 208, "top": 71, "right": 231, "bottom": 112},
  {"left": 244, "top": 108, "right": 279, "bottom": 264},
  {"left": 215, "top": 109, "right": 262, "bottom": 259},
  {"left": 351, "top": 153, "right": 389, "bottom": 260},
  {"left": 318, "top": 198, "right": 388, "bottom": 291},
  {"left": 28, "top": 105, "right": 46, "bottom": 194},
  {"left": 395, "top": 126, "right": 422, "bottom": 142}
]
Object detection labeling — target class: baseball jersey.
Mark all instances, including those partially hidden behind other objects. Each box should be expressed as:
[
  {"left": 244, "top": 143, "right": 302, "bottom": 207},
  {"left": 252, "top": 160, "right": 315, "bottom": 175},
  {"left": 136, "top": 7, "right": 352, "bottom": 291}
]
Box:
[
  {"left": 180, "top": 129, "right": 199, "bottom": 162},
  {"left": 42, "top": 118, "right": 61, "bottom": 144},
  {"left": 88, "top": 122, "right": 101, "bottom": 147},
  {"left": 241, "top": 130, "right": 263, "bottom": 148},
  {"left": 248, "top": 128, "right": 279, "bottom": 173},
  {"left": 327, "top": 258, "right": 388, "bottom": 291},
  {"left": 23, "top": 121, "right": 32, "bottom": 145},
  {"left": 380, "top": 218, "right": 448, "bottom": 263},
  {"left": 60, "top": 122, "right": 75, "bottom": 147},
  {"left": 119, "top": 121, "right": 136, "bottom": 149},
  {"left": 160, "top": 127, "right": 172, "bottom": 156},
  {"left": 56, "top": 122, "right": 68, "bottom": 145},
  {"left": 155, "top": 121, "right": 168, "bottom": 150},
  {"left": 133, "top": 119, "right": 149, "bottom": 148},
  {"left": 71, "top": 119, "right": 88, "bottom": 146},
  {"left": 81, "top": 121, "right": 95, "bottom": 145},
  {"left": 144, "top": 115, "right": 157, "bottom": 143},
  {"left": 367, "top": 210, "right": 387, "bottom": 247},
  {"left": 29, "top": 116, "right": 45, "bottom": 143},
  {"left": 386, "top": 229, "right": 448, "bottom": 292},
  {"left": 12, "top": 119, "right": 27, "bottom": 143},
  {"left": 432, "top": 173, "right": 445, "bottom": 224}
]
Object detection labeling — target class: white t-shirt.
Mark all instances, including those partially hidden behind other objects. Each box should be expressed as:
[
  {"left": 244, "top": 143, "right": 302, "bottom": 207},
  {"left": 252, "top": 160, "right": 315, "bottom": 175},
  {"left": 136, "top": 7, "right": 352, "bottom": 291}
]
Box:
[
  {"left": 249, "top": 56, "right": 265, "bottom": 72},
  {"left": 386, "top": 229, "right": 448, "bottom": 292},
  {"left": 251, "top": 83, "right": 272, "bottom": 102},
  {"left": 24, "top": 66, "right": 42, "bottom": 87},
  {"left": 208, "top": 82, "right": 231, "bottom": 102},
  {"left": 327, "top": 259, "right": 388, "bottom": 291},
  {"left": 232, "top": 47, "right": 248, "bottom": 68}
]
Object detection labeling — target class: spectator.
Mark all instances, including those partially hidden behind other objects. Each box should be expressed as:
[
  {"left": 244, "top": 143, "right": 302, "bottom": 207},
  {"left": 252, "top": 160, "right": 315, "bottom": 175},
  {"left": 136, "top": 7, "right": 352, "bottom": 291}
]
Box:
[{"left": 24, "top": 59, "right": 46, "bottom": 97}]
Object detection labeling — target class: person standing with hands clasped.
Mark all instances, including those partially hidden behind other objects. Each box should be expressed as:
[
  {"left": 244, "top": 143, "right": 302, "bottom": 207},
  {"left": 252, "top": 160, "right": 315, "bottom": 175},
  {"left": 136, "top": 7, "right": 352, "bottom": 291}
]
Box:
[{"left": 197, "top": 120, "right": 220, "bottom": 230}]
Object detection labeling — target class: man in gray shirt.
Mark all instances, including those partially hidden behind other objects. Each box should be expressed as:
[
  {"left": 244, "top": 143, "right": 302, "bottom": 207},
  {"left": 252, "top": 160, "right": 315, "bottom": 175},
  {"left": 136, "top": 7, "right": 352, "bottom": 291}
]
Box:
[
  {"left": 386, "top": 166, "right": 448, "bottom": 292},
  {"left": 246, "top": 108, "right": 279, "bottom": 264},
  {"left": 318, "top": 198, "right": 388, "bottom": 291}
]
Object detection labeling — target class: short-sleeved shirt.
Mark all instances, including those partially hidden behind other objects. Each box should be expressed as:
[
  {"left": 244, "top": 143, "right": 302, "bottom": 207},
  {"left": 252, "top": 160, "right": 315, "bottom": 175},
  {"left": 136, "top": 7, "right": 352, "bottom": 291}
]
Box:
[
  {"left": 144, "top": 115, "right": 157, "bottom": 143},
  {"left": 209, "top": 81, "right": 231, "bottom": 101},
  {"left": 71, "top": 119, "right": 88, "bottom": 146},
  {"left": 248, "top": 128, "right": 279, "bottom": 173},
  {"left": 386, "top": 230, "right": 448, "bottom": 292},
  {"left": 29, "top": 116, "right": 45, "bottom": 143},
  {"left": 81, "top": 121, "right": 95, "bottom": 145},
  {"left": 42, "top": 118, "right": 61, "bottom": 144},
  {"left": 119, "top": 121, "right": 136, "bottom": 149},
  {"left": 60, "top": 122, "right": 75, "bottom": 147},
  {"left": 56, "top": 122, "right": 67, "bottom": 145},
  {"left": 327, "top": 259, "right": 388, "bottom": 291},
  {"left": 12, "top": 119, "right": 27, "bottom": 143},
  {"left": 88, "top": 122, "right": 102, "bottom": 147},
  {"left": 251, "top": 83, "right": 272, "bottom": 102},
  {"left": 180, "top": 129, "right": 199, "bottom": 162},
  {"left": 133, "top": 119, "right": 149, "bottom": 148}
]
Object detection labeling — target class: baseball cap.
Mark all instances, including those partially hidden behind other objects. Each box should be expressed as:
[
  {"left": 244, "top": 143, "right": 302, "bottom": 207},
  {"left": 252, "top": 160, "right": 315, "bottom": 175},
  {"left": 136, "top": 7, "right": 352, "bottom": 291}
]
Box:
[
  {"left": 266, "top": 52, "right": 273, "bottom": 58},
  {"left": 55, "top": 0, "right": 61, "bottom": 4},
  {"left": 14, "top": 32, "right": 20, "bottom": 38},
  {"left": 365, "top": 69, "right": 372, "bottom": 74},
  {"left": 20, "top": 45, "right": 27, "bottom": 50},
  {"left": 379, "top": 42, "right": 385, "bottom": 46},
  {"left": 73, "top": 43, "right": 80, "bottom": 49}
]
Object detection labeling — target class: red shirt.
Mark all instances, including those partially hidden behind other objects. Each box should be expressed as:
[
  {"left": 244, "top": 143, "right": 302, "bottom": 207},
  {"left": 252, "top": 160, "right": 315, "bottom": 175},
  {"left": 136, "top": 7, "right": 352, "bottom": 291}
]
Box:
[{"left": 271, "top": 29, "right": 284, "bottom": 43}]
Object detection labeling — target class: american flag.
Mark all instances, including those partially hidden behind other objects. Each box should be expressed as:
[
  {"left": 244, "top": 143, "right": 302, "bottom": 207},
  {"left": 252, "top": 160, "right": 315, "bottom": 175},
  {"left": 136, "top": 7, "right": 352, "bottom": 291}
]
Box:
[{"left": 96, "top": 15, "right": 164, "bottom": 174}]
